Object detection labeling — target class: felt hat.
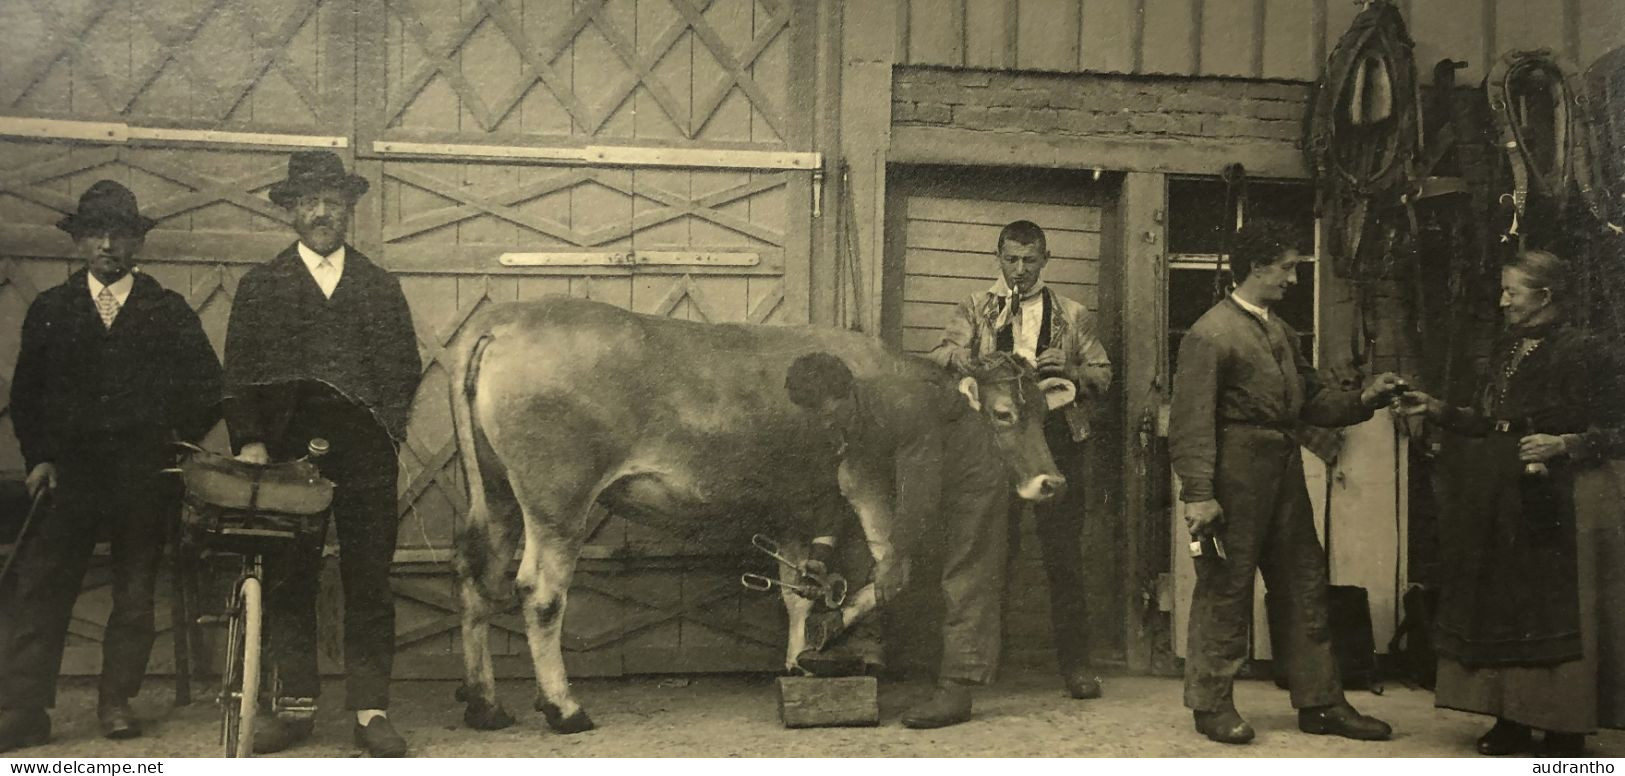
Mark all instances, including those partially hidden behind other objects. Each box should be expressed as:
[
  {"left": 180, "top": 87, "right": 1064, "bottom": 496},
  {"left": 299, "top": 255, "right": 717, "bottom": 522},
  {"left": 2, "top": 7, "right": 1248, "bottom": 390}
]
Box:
[
  {"left": 55, "top": 180, "right": 157, "bottom": 237},
  {"left": 267, "top": 150, "right": 370, "bottom": 208}
]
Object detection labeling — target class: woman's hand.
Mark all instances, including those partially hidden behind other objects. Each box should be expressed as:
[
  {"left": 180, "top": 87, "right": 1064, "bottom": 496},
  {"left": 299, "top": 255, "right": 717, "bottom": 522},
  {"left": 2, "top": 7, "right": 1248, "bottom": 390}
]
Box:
[
  {"left": 1394, "top": 391, "right": 1440, "bottom": 418},
  {"left": 1518, "top": 433, "right": 1567, "bottom": 463}
]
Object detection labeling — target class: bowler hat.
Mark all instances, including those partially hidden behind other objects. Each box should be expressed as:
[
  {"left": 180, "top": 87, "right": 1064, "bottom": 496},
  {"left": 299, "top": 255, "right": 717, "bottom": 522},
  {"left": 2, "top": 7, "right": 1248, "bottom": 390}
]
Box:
[
  {"left": 55, "top": 180, "right": 157, "bottom": 238},
  {"left": 267, "top": 150, "right": 370, "bottom": 208}
]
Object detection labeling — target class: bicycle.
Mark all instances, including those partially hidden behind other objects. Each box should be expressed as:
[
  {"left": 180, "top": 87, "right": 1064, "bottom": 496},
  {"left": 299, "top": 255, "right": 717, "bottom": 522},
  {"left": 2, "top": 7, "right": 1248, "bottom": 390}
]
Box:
[{"left": 174, "top": 440, "right": 333, "bottom": 757}]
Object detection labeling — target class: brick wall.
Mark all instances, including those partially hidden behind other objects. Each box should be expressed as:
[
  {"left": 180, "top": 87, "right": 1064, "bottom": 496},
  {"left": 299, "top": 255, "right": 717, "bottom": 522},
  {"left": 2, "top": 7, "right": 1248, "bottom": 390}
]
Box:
[{"left": 892, "top": 65, "right": 1310, "bottom": 152}]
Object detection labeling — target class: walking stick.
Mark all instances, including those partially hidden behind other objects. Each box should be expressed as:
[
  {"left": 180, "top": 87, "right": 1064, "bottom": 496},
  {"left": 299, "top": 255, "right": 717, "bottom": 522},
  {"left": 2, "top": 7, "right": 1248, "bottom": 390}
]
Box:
[
  {"left": 170, "top": 511, "right": 193, "bottom": 706},
  {"left": 0, "top": 487, "right": 49, "bottom": 588}
]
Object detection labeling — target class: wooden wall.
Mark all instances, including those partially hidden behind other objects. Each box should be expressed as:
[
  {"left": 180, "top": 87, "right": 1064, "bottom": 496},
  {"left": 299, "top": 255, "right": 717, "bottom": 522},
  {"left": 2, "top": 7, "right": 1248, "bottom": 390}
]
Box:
[{"left": 898, "top": 0, "right": 1625, "bottom": 82}]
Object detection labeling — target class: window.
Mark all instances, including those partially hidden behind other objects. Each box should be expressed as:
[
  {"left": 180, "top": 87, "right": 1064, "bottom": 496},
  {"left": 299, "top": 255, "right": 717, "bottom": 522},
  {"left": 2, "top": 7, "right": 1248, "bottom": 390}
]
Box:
[{"left": 1166, "top": 177, "right": 1320, "bottom": 379}]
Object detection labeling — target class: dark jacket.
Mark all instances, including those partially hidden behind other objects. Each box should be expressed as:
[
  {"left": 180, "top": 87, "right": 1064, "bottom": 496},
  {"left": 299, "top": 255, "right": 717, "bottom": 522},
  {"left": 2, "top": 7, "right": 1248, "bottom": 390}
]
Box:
[
  {"left": 10, "top": 270, "right": 222, "bottom": 471},
  {"left": 1169, "top": 297, "right": 1373, "bottom": 502},
  {"left": 223, "top": 243, "right": 421, "bottom": 452}
]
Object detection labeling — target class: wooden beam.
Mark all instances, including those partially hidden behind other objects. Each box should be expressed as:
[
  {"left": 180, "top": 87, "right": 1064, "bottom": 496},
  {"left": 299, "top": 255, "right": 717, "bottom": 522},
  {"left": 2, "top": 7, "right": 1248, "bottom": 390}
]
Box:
[
  {"left": 125, "top": 127, "right": 347, "bottom": 148},
  {"left": 888, "top": 125, "right": 1310, "bottom": 179},
  {"left": 0, "top": 116, "right": 347, "bottom": 148},
  {"left": 369, "top": 139, "right": 820, "bottom": 170},
  {"left": 1118, "top": 171, "right": 1167, "bottom": 673}
]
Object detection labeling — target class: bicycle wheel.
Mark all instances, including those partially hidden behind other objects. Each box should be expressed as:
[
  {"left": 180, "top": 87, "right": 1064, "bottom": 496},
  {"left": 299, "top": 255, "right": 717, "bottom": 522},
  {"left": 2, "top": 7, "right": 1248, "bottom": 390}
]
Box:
[{"left": 222, "top": 576, "right": 262, "bottom": 758}]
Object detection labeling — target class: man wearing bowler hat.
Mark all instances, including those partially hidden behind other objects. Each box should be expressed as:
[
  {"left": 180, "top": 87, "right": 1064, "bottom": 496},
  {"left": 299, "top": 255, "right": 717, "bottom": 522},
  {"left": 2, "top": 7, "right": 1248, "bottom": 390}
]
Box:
[
  {"left": 0, "top": 181, "right": 221, "bottom": 752},
  {"left": 224, "top": 151, "right": 420, "bottom": 757}
]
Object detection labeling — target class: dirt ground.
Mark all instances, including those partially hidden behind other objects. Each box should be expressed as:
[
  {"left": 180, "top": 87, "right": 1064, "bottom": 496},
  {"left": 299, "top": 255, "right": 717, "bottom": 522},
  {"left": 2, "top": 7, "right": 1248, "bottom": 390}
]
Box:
[{"left": 15, "top": 671, "right": 1625, "bottom": 758}]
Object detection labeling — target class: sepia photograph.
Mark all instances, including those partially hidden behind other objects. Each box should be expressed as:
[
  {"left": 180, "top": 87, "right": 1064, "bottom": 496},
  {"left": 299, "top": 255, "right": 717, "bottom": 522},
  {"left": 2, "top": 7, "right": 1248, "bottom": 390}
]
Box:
[{"left": 0, "top": 0, "right": 1623, "bottom": 761}]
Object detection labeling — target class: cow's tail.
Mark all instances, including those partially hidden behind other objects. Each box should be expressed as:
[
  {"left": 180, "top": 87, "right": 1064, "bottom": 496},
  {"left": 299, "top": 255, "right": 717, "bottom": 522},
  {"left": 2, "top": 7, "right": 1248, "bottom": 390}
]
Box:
[
  {"left": 449, "top": 329, "right": 519, "bottom": 730},
  {"left": 450, "top": 331, "right": 500, "bottom": 587}
]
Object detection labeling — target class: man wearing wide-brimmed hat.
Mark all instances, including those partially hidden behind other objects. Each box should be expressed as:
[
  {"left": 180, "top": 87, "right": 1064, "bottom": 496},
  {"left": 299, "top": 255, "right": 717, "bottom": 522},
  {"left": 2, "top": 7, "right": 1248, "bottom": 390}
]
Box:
[
  {"left": 223, "top": 151, "right": 420, "bottom": 757},
  {"left": 0, "top": 180, "right": 222, "bottom": 753}
]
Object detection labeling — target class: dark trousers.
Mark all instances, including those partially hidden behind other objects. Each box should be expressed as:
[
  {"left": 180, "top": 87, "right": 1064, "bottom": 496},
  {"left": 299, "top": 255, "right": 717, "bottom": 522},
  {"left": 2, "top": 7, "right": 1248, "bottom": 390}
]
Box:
[
  {"left": 0, "top": 439, "right": 174, "bottom": 709},
  {"left": 937, "top": 415, "right": 1010, "bottom": 684},
  {"left": 1183, "top": 425, "right": 1342, "bottom": 712},
  {"left": 263, "top": 396, "right": 400, "bottom": 711},
  {"left": 1005, "top": 414, "right": 1092, "bottom": 675}
]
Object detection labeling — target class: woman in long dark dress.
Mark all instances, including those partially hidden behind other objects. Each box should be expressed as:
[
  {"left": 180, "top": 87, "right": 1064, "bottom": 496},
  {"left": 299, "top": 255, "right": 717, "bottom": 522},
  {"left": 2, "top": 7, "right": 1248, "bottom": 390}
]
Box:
[{"left": 1402, "top": 250, "right": 1625, "bottom": 756}]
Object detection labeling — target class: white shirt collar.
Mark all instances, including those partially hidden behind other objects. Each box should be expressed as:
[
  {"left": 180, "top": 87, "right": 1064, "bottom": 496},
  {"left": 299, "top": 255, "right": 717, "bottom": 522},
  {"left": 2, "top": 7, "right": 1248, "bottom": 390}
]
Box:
[
  {"left": 1231, "top": 292, "right": 1271, "bottom": 321},
  {"left": 297, "top": 242, "right": 345, "bottom": 273},
  {"left": 87, "top": 271, "right": 135, "bottom": 307},
  {"left": 297, "top": 242, "right": 345, "bottom": 298}
]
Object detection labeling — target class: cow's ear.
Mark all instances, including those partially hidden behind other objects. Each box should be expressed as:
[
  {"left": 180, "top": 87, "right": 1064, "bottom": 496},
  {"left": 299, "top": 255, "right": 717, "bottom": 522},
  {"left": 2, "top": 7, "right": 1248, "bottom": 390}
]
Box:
[{"left": 958, "top": 376, "right": 982, "bottom": 411}]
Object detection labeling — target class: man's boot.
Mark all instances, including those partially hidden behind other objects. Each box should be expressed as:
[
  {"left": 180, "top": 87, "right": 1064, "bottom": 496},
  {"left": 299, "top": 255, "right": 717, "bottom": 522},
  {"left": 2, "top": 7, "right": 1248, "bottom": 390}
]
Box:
[
  {"left": 901, "top": 679, "right": 973, "bottom": 729},
  {"left": 96, "top": 700, "right": 141, "bottom": 740},
  {"left": 1193, "top": 707, "right": 1255, "bottom": 744},
  {"left": 253, "top": 713, "right": 314, "bottom": 754},
  {"left": 1062, "top": 671, "right": 1102, "bottom": 700},
  {"left": 1298, "top": 701, "right": 1392, "bottom": 741}
]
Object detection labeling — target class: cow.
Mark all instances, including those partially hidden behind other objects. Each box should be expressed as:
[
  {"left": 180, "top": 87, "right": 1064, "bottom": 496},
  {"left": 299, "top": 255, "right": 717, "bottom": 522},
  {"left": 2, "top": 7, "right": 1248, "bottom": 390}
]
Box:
[{"left": 447, "top": 297, "right": 1066, "bottom": 733}]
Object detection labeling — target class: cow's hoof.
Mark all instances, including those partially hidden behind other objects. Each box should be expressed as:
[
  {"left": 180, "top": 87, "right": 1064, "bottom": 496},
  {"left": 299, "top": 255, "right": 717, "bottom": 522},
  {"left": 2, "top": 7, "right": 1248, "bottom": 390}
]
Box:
[
  {"left": 463, "top": 699, "right": 516, "bottom": 731},
  {"left": 537, "top": 701, "right": 595, "bottom": 734}
]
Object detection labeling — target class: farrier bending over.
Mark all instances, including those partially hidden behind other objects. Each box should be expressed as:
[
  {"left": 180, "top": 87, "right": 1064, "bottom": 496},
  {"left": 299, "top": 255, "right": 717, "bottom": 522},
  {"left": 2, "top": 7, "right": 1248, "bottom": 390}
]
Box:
[{"left": 786, "top": 352, "right": 1016, "bottom": 730}]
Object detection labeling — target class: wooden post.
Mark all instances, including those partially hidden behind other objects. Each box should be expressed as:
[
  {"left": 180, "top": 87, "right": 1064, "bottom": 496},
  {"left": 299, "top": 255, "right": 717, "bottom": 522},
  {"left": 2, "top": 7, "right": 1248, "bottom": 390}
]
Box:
[
  {"left": 1118, "top": 172, "right": 1168, "bottom": 673},
  {"left": 776, "top": 676, "right": 880, "bottom": 728}
]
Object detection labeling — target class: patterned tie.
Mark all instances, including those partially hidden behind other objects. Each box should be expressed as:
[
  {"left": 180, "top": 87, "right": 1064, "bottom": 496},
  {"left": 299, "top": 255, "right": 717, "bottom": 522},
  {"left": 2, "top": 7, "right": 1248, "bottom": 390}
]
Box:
[{"left": 96, "top": 285, "right": 120, "bottom": 328}]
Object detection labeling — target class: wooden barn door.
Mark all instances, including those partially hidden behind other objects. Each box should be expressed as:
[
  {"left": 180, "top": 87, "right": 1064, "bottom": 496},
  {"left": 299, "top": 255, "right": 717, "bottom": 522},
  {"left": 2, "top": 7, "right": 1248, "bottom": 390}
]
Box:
[
  {"left": 882, "top": 165, "right": 1127, "bottom": 672},
  {"left": 357, "top": 0, "right": 817, "bottom": 678},
  {"left": 2, "top": 0, "right": 817, "bottom": 681},
  {"left": 0, "top": 0, "right": 356, "bottom": 676}
]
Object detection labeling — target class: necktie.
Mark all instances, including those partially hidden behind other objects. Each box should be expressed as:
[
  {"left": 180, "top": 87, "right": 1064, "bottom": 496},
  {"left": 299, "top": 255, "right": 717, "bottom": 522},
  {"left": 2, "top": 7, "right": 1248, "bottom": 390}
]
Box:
[
  {"left": 1009, "top": 293, "right": 1022, "bottom": 341},
  {"left": 96, "top": 285, "right": 119, "bottom": 328},
  {"left": 317, "top": 257, "right": 335, "bottom": 298}
]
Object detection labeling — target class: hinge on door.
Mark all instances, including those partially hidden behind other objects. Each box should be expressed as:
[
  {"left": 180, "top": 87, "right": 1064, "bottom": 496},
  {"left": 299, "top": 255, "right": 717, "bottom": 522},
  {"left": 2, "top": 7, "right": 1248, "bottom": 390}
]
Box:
[{"left": 813, "top": 168, "right": 825, "bottom": 218}]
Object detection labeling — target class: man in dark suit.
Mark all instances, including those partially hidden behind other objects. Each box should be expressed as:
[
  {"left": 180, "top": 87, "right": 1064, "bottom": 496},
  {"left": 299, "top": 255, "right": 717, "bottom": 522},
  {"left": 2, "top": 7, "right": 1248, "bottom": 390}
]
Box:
[
  {"left": 0, "top": 181, "right": 222, "bottom": 752},
  {"left": 224, "top": 151, "right": 420, "bottom": 757}
]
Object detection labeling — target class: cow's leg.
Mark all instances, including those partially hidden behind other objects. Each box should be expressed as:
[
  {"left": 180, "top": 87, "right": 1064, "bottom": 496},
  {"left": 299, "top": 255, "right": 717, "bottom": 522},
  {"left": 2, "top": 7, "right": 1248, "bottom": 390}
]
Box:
[
  {"left": 515, "top": 512, "right": 593, "bottom": 734},
  {"left": 807, "top": 462, "right": 909, "bottom": 648},
  {"left": 452, "top": 473, "right": 521, "bottom": 730},
  {"left": 455, "top": 523, "right": 514, "bottom": 725},
  {"left": 775, "top": 540, "right": 812, "bottom": 673}
]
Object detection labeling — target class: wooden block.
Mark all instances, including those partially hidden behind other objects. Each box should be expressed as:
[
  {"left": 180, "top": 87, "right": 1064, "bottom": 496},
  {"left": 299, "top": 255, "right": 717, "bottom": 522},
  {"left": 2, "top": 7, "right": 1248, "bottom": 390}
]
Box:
[{"left": 776, "top": 676, "right": 880, "bottom": 728}]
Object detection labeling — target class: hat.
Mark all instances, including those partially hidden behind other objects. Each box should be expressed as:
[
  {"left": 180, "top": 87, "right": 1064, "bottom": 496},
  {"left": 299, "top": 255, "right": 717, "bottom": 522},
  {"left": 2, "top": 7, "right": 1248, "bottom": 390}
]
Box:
[
  {"left": 267, "top": 150, "right": 370, "bottom": 209},
  {"left": 55, "top": 180, "right": 158, "bottom": 238}
]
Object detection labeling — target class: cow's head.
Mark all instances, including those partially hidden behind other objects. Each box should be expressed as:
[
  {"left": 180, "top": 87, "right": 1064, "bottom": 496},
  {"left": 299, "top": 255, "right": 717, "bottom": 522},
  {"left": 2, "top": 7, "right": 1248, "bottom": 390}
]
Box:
[{"left": 956, "top": 352, "right": 1067, "bottom": 502}]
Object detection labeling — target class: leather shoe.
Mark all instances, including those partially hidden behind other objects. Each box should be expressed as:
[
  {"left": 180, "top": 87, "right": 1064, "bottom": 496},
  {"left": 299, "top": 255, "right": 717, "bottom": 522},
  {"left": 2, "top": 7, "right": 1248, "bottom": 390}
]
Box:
[
  {"left": 1475, "top": 719, "right": 1531, "bottom": 756},
  {"left": 901, "top": 681, "right": 973, "bottom": 729},
  {"left": 353, "top": 716, "right": 408, "bottom": 758},
  {"left": 1541, "top": 731, "right": 1585, "bottom": 757},
  {"left": 97, "top": 702, "right": 141, "bottom": 740},
  {"left": 1193, "top": 708, "right": 1255, "bottom": 744},
  {"left": 1298, "top": 702, "right": 1392, "bottom": 741},
  {"left": 0, "top": 709, "right": 50, "bottom": 754},
  {"left": 252, "top": 714, "right": 313, "bottom": 755},
  {"left": 1062, "top": 672, "right": 1102, "bottom": 700}
]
